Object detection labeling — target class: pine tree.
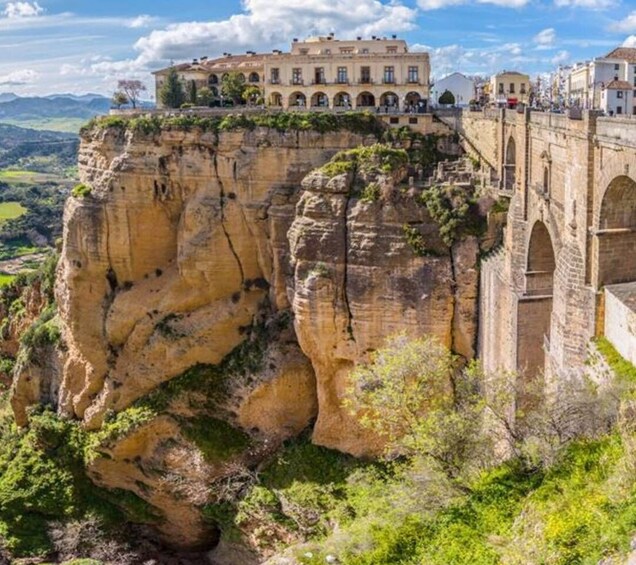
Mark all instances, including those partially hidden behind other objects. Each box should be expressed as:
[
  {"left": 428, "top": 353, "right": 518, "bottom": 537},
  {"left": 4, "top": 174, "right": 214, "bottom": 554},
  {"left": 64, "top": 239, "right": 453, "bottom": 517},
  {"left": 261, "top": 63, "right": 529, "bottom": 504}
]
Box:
[{"left": 159, "top": 68, "right": 186, "bottom": 109}]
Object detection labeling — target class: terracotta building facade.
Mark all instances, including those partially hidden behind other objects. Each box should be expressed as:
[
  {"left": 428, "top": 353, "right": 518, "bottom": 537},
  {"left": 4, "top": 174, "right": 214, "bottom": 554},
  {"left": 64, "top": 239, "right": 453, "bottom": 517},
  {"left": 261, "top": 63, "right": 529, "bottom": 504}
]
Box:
[{"left": 154, "top": 35, "right": 430, "bottom": 112}]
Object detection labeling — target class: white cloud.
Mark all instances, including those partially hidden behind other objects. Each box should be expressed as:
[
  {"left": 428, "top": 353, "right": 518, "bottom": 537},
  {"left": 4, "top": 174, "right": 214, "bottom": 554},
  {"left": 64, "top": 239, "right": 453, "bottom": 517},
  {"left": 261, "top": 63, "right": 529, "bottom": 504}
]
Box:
[
  {"left": 417, "top": 0, "right": 527, "bottom": 9},
  {"left": 127, "top": 15, "right": 157, "bottom": 29},
  {"left": 610, "top": 11, "right": 636, "bottom": 33},
  {"left": 534, "top": 28, "right": 556, "bottom": 47},
  {"left": 3, "top": 1, "right": 43, "bottom": 18},
  {"left": 551, "top": 50, "right": 570, "bottom": 65},
  {"left": 554, "top": 0, "right": 615, "bottom": 8},
  {"left": 0, "top": 68, "right": 38, "bottom": 85},
  {"left": 623, "top": 35, "right": 636, "bottom": 47},
  {"left": 94, "top": 0, "right": 417, "bottom": 75}
]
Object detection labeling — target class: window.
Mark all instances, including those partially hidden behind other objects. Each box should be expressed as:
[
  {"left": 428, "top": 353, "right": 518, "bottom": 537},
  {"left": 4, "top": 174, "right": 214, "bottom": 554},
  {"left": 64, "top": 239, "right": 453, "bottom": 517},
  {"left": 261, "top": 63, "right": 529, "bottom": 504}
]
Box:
[
  {"left": 498, "top": 83, "right": 504, "bottom": 95},
  {"left": 324, "top": 49, "right": 331, "bottom": 55},
  {"left": 408, "top": 66, "right": 419, "bottom": 83},
  {"left": 618, "top": 91, "right": 624, "bottom": 99},
  {"left": 361, "top": 48, "right": 369, "bottom": 54},
  {"left": 340, "top": 47, "right": 353, "bottom": 54},
  {"left": 360, "top": 66, "right": 371, "bottom": 83},
  {"left": 384, "top": 66, "right": 395, "bottom": 84},
  {"left": 509, "top": 83, "right": 515, "bottom": 94},
  {"left": 390, "top": 117, "right": 399, "bottom": 124},
  {"left": 292, "top": 68, "right": 302, "bottom": 85},
  {"left": 337, "top": 67, "right": 348, "bottom": 84},
  {"left": 314, "top": 67, "right": 325, "bottom": 84},
  {"left": 300, "top": 48, "right": 309, "bottom": 55},
  {"left": 387, "top": 46, "right": 398, "bottom": 54},
  {"left": 617, "top": 106, "right": 623, "bottom": 114},
  {"left": 270, "top": 68, "right": 280, "bottom": 84},
  {"left": 520, "top": 83, "right": 526, "bottom": 94},
  {"left": 615, "top": 63, "right": 620, "bottom": 71},
  {"left": 409, "top": 117, "right": 418, "bottom": 124}
]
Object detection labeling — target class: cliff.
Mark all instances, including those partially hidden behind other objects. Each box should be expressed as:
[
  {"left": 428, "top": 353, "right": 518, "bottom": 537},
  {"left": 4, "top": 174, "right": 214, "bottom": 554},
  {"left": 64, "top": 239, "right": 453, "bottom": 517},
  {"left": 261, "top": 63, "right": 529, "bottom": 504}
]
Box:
[{"left": 9, "top": 115, "right": 498, "bottom": 556}]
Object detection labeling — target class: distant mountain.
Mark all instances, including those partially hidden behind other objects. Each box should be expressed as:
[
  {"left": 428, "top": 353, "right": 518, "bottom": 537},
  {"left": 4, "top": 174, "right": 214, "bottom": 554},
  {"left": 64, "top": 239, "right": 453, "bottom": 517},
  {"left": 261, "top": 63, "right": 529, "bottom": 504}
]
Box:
[
  {"left": 0, "top": 123, "right": 76, "bottom": 151},
  {"left": 0, "top": 123, "right": 78, "bottom": 169},
  {"left": 0, "top": 93, "right": 18, "bottom": 103},
  {"left": 0, "top": 96, "right": 112, "bottom": 121},
  {"left": 45, "top": 93, "right": 108, "bottom": 102}
]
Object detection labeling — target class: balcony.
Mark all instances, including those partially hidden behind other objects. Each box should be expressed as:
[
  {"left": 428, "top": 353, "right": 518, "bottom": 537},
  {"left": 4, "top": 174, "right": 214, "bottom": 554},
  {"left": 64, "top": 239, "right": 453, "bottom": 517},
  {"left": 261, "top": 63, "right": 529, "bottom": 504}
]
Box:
[
  {"left": 311, "top": 78, "right": 327, "bottom": 85},
  {"left": 383, "top": 78, "right": 396, "bottom": 85},
  {"left": 335, "top": 79, "right": 350, "bottom": 85},
  {"left": 291, "top": 79, "right": 304, "bottom": 86},
  {"left": 269, "top": 79, "right": 281, "bottom": 85},
  {"left": 359, "top": 77, "right": 373, "bottom": 84}
]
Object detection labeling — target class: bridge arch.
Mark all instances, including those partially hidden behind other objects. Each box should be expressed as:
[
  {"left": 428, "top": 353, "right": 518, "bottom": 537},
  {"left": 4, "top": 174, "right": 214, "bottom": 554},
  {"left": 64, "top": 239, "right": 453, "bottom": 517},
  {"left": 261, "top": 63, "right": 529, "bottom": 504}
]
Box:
[
  {"left": 518, "top": 221, "right": 556, "bottom": 381},
  {"left": 504, "top": 136, "right": 516, "bottom": 192},
  {"left": 596, "top": 175, "right": 636, "bottom": 286}
]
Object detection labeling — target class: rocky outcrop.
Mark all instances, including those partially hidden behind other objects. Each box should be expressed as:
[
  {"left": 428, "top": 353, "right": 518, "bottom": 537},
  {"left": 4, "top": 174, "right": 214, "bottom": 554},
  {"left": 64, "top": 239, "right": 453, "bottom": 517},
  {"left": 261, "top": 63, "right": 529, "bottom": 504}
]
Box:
[
  {"left": 287, "top": 163, "right": 481, "bottom": 456},
  {"left": 9, "top": 119, "right": 496, "bottom": 553}
]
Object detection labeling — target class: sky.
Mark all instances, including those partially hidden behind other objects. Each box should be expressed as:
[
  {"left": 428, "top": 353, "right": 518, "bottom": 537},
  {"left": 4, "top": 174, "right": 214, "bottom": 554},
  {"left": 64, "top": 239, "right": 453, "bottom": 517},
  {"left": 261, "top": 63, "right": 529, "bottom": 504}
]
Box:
[{"left": 0, "top": 0, "right": 635, "bottom": 97}]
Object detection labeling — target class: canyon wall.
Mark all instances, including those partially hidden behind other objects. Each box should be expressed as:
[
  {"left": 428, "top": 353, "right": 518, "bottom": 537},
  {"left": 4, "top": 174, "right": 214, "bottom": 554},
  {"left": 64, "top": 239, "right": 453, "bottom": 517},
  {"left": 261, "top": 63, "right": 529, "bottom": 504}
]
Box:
[{"left": 10, "top": 119, "right": 490, "bottom": 552}]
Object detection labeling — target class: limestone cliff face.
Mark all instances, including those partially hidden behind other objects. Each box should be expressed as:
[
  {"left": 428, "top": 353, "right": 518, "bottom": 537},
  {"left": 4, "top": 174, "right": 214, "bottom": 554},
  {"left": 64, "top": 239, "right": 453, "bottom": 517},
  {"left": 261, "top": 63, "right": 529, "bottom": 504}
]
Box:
[
  {"left": 287, "top": 166, "right": 480, "bottom": 456},
  {"left": 10, "top": 120, "right": 490, "bottom": 553},
  {"left": 55, "top": 126, "right": 368, "bottom": 431}
]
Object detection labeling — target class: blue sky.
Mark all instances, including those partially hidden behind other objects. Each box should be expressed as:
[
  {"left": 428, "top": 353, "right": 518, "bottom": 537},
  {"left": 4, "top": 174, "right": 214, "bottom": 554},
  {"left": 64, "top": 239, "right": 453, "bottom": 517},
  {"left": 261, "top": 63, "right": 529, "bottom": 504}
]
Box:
[{"left": 0, "top": 0, "right": 635, "bottom": 97}]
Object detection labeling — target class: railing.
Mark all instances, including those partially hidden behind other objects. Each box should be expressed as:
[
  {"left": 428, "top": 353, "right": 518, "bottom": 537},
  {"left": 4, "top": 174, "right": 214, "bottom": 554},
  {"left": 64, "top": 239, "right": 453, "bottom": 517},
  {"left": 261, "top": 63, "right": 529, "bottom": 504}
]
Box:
[{"left": 290, "top": 80, "right": 304, "bottom": 86}]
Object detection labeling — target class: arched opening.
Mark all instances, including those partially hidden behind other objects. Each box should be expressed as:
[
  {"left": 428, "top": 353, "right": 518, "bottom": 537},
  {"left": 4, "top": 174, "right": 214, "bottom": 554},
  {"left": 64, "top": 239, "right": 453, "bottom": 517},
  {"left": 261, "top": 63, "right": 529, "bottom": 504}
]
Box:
[
  {"left": 380, "top": 91, "right": 399, "bottom": 110},
  {"left": 248, "top": 72, "right": 260, "bottom": 83},
  {"left": 504, "top": 136, "right": 516, "bottom": 192},
  {"left": 208, "top": 74, "right": 219, "bottom": 86},
  {"left": 596, "top": 175, "right": 636, "bottom": 286},
  {"left": 518, "top": 221, "right": 556, "bottom": 381},
  {"left": 333, "top": 92, "right": 352, "bottom": 108},
  {"left": 269, "top": 92, "right": 282, "bottom": 107},
  {"left": 289, "top": 92, "right": 306, "bottom": 108},
  {"left": 237, "top": 73, "right": 246, "bottom": 82},
  {"left": 356, "top": 91, "right": 375, "bottom": 108},
  {"left": 310, "top": 92, "right": 329, "bottom": 108},
  {"left": 405, "top": 92, "right": 425, "bottom": 113},
  {"left": 543, "top": 166, "right": 550, "bottom": 196}
]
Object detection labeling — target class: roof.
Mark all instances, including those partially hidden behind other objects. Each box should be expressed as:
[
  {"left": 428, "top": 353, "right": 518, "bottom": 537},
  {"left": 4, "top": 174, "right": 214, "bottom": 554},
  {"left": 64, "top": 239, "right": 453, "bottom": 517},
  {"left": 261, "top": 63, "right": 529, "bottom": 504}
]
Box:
[
  {"left": 603, "top": 47, "right": 636, "bottom": 63},
  {"left": 605, "top": 79, "right": 632, "bottom": 90},
  {"left": 495, "top": 70, "right": 528, "bottom": 77},
  {"left": 153, "top": 53, "right": 268, "bottom": 75}
]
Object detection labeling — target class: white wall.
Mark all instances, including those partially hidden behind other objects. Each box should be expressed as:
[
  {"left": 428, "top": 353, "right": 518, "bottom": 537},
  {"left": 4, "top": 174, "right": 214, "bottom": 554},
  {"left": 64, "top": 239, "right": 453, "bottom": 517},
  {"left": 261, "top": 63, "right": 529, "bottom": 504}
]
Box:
[
  {"left": 432, "top": 73, "right": 475, "bottom": 107},
  {"left": 605, "top": 284, "right": 636, "bottom": 366}
]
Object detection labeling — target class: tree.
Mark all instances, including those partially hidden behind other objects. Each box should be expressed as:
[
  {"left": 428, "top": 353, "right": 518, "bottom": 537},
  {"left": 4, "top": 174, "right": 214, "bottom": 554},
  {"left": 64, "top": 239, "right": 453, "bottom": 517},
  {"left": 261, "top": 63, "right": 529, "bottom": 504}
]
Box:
[
  {"left": 117, "top": 79, "right": 146, "bottom": 109},
  {"left": 186, "top": 80, "right": 197, "bottom": 104},
  {"left": 344, "top": 334, "right": 492, "bottom": 485},
  {"left": 243, "top": 85, "right": 262, "bottom": 106},
  {"left": 111, "top": 91, "right": 128, "bottom": 109},
  {"left": 159, "top": 68, "right": 185, "bottom": 109},
  {"left": 196, "top": 87, "right": 215, "bottom": 107},
  {"left": 438, "top": 90, "right": 455, "bottom": 106},
  {"left": 221, "top": 72, "right": 246, "bottom": 105}
]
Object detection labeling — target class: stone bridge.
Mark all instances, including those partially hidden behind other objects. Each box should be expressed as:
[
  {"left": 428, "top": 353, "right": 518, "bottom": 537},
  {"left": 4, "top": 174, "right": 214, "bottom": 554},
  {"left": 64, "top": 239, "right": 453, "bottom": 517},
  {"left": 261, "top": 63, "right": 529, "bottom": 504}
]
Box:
[{"left": 438, "top": 108, "right": 636, "bottom": 386}]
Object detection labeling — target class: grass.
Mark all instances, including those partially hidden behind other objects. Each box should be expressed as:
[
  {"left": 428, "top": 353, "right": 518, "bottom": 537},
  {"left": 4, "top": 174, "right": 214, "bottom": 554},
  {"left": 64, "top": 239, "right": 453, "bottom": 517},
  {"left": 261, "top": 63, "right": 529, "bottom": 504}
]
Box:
[
  {"left": 0, "top": 169, "right": 59, "bottom": 185},
  {"left": 0, "top": 118, "right": 87, "bottom": 134},
  {"left": 0, "top": 273, "right": 16, "bottom": 287},
  {"left": 0, "top": 201, "right": 27, "bottom": 222}
]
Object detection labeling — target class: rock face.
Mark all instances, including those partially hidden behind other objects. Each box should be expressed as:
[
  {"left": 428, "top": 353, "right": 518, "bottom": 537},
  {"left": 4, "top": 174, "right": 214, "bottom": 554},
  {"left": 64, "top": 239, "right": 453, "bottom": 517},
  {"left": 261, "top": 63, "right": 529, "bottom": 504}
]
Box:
[
  {"left": 10, "top": 120, "right": 489, "bottom": 552},
  {"left": 54, "top": 126, "right": 368, "bottom": 431},
  {"left": 287, "top": 166, "right": 480, "bottom": 456}
]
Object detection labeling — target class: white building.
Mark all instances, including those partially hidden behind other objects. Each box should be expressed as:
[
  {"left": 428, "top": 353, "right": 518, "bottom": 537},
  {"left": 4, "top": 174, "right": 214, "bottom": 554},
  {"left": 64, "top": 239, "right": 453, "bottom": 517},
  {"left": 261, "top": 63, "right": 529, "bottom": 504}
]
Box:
[
  {"left": 431, "top": 72, "right": 475, "bottom": 107},
  {"left": 601, "top": 79, "right": 634, "bottom": 116},
  {"left": 566, "top": 48, "right": 636, "bottom": 114}
]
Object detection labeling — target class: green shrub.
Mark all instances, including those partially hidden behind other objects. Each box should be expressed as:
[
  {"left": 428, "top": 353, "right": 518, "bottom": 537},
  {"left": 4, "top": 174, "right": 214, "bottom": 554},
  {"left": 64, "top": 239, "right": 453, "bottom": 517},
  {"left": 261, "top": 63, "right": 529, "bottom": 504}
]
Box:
[
  {"left": 180, "top": 416, "right": 251, "bottom": 463},
  {"left": 402, "top": 224, "right": 427, "bottom": 256},
  {"left": 71, "top": 184, "right": 91, "bottom": 198}
]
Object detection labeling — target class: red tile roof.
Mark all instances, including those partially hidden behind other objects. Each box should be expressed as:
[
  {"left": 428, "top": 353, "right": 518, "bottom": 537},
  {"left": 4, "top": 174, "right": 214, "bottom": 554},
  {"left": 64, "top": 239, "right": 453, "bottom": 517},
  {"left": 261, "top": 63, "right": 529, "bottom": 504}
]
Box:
[
  {"left": 605, "top": 79, "right": 633, "bottom": 90},
  {"left": 604, "top": 48, "right": 636, "bottom": 63}
]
